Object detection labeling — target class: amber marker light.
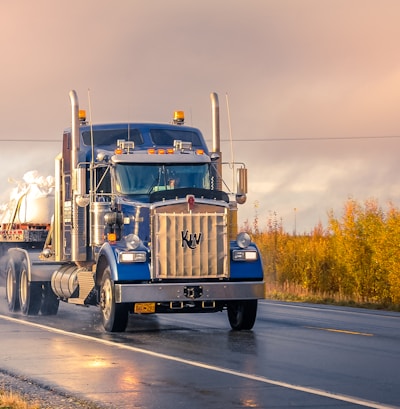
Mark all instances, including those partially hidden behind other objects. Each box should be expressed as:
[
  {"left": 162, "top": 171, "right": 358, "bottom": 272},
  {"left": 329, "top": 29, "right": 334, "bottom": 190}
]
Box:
[
  {"left": 107, "top": 232, "right": 117, "bottom": 242},
  {"left": 173, "top": 110, "right": 184, "bottom": 124},
  {"left": 78, "top": 110, "right": 86, "bottom": 122}
]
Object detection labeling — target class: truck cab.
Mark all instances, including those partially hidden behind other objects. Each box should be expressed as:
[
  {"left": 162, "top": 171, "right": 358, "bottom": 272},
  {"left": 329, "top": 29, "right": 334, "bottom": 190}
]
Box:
[{"left": 4, "top": 91, "right": 264, "bottom": 333}]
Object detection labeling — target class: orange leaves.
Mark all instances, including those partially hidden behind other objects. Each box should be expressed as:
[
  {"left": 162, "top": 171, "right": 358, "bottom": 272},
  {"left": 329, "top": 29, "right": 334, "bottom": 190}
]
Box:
[{"left": 252, "top": 199, "right": 400, "bottom": 306}]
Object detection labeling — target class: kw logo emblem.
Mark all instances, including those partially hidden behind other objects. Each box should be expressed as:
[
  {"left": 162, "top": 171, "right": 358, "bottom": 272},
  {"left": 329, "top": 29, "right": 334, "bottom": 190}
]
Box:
[{"left": 181, "top": 230, "right": 202, "bottom": 249}]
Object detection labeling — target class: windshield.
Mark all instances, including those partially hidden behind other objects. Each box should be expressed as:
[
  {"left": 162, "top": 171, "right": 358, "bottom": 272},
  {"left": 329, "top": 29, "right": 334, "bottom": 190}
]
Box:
[
  {"left": 82, "top": 128, "right": 143, "bottom": 146},
  {"left": 150, "top": 129, "right": 203, "bottom": 147},
  {"left": 114, "top": 163, "right": 211, "bottom": 195}
]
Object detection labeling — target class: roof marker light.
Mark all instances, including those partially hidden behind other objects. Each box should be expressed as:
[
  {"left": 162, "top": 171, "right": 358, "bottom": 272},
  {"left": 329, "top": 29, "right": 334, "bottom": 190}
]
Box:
[
  {"left": 79, "top": 110, "right": 87, "bottom": 124},
  {"left": 173, "top": 111, "right": 184, "bottom": 125}
]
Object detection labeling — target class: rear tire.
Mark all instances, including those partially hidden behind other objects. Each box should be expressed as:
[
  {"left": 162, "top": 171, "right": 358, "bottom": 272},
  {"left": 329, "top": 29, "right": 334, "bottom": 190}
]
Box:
[
  {"left": 19, "top": 260, "right": 42, "bottom": 316},
  {"left": 227, "top": 300, "right": 258, "bottom": 330},
  {"left": 100, "top": 267, "right": 129, "bottom": 332},
  {"left": 5, "top": 258, "right": 20, "bottom": 312}
]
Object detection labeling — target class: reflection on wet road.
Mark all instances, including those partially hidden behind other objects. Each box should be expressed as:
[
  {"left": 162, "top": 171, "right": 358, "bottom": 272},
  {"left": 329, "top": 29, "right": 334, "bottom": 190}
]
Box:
[{"left": 0, "top": 288, "right": 399, "bottom": 408}]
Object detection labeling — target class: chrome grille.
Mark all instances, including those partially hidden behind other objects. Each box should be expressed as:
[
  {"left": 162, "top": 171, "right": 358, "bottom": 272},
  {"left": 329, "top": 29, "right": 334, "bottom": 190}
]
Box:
[{"left": 152, "top": 203, "right": 228, "bottom": 279}]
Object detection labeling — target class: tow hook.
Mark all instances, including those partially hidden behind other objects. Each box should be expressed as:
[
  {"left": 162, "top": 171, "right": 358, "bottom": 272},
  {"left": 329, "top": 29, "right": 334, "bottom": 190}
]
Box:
[{"left": 184, "top": 286, "right": 203, "bottom": 299}]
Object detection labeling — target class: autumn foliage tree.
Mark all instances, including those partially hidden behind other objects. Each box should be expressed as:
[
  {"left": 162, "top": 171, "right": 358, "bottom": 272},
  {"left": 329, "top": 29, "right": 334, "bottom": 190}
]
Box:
[{"left": 248, "top": 199, "right": 400, "bottom": 306}]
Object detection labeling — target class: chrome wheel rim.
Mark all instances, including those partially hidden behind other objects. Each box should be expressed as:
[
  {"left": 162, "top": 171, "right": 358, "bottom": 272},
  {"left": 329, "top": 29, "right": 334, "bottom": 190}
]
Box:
[
  {"left": 6, "top": 266, "right": 13, "bottom": 304},
  {"left": 20, "top": 268, "right": 28, "bottom": 306},
  {"left": 101, "top": 277, "right": 113, "bottom": 321}
]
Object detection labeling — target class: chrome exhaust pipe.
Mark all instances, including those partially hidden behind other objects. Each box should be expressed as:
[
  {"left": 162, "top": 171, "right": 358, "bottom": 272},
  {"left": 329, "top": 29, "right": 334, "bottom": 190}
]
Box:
[
  {"left": 69, "top": 90, "right": 80, "bottom": 171},
  {"left": 210, "top": 92, "right": 222, "bottom": 190},
  {"left": 69, "top": 90, "right": 87, "bottom": 261}
]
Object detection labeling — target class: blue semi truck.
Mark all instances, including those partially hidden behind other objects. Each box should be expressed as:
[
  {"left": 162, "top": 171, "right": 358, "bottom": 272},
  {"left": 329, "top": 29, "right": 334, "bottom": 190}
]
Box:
[{"left": 4, "top": 91, "right": 264, "bottom": 332}]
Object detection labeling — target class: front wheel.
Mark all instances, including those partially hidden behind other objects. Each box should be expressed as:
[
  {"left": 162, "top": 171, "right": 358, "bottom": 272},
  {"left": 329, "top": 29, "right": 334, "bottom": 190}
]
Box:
[
  {"left": 227, "top": 300, "right": 258, "bottom": 331},
  {"left": 19, "top": 260, "right": 42, "bottom": 316},
  {"left": 100, "top": 268, "right": 129, "bottom": 332}
]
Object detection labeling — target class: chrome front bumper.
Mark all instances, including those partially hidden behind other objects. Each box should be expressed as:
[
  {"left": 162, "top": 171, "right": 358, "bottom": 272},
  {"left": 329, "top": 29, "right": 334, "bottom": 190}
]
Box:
[{"left": 115, "top": 281, "right": 265, "bottom": 303}]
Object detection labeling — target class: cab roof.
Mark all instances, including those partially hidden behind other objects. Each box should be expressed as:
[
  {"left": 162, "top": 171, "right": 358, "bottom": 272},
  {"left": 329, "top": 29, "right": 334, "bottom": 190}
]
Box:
[{"left": 64, "top": 122, "right": 209, "bottom": 154}]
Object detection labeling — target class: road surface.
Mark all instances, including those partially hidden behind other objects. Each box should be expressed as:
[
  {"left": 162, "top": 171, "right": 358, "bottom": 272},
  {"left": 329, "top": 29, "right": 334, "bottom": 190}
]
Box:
[{"left": 0, "top": 287, "right": 399, "bottom": 408}]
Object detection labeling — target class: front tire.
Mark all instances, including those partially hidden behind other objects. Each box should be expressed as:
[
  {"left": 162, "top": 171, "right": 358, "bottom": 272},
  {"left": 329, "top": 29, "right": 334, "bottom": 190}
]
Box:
[
  {"left": 100, "top": 267, "right": 129, "bottom": 332},
  {"left": 19, "top": 260, "right": 42, "bottom": 316},
  {"left": 5, "top": 258, "right": 20, "bottom": 312},
  {"left": 227, "top": 300, "right": 258, "bottom": 331}
]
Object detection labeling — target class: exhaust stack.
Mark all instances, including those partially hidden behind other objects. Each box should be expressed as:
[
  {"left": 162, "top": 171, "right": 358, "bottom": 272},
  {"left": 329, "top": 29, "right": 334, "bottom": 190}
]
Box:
[
  {"left": 69, "top": 90, "right": 87, "bottom": 261},
  {"left": 210, "top": 92, "right": 222, "bottom": 190},
  {"left": 69, "top": 90, "right": 80, "bottom": 171}
]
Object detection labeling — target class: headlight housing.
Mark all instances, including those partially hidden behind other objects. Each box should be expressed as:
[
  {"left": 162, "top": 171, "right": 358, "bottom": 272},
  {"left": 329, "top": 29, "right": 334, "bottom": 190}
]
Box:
[
  {"left": 236, "top": 232, "right": 251, "bottom": 249},
  {"left": 232, "top": 250, "right": 258, "bottom": 261},
  {"left": 119, "top": 251, "right": 147, "bottom": 263},
  {"left": 233, "top": 232, "right": 258, "bottom": 261},
  {"left": 124, "top": 234, "right": 142, "bottom": 250},
  {"left": 118, "top": 234, "right": 147, "bottom": 263}
]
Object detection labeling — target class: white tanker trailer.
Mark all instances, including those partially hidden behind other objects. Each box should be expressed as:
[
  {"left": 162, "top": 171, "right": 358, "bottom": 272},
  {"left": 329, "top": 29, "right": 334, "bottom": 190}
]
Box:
[{"left": 0, "top": 171, "right": 53, "bottom": 274}]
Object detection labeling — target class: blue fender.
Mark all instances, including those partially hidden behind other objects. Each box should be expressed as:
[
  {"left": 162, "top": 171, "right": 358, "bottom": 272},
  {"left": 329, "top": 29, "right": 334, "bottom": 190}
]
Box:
[
  {"left": 97, "top": 242, "right": 119, "bottom": 281},
  {"left": 229, "top": 242, "right": 264, "bottom": 280},
  {"left": 96, "top": 242, "right": 151, "bottom": 282}
]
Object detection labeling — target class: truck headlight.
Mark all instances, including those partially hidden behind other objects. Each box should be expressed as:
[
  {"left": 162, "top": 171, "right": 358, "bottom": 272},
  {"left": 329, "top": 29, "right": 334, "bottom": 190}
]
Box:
[
  {"left": 236, "top": 232, "right": 251, "bottom": 249},
  {"left": 124, "top": 234, "right": 142, "bottom": 250},
  {"left": 232, "top": 250, "right": 258, "bottom": 261},
  {"left": 119, "top": 251, "right": 147, "bottom": 263}
]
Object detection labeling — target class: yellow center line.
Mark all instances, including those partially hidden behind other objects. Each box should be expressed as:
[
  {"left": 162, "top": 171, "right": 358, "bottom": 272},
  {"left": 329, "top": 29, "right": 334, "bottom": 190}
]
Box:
[{"left": 305, "top": 326, "right": 374, "bottom": 336}]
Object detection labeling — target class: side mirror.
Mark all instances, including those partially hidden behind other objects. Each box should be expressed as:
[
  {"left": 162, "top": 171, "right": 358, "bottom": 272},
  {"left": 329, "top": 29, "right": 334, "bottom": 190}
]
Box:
[
  {"left": 236, "top": 167, "right": 247, "bottom": 204},
  {"left": 210, "top": 152, "right": 220, "bottom": 161}
]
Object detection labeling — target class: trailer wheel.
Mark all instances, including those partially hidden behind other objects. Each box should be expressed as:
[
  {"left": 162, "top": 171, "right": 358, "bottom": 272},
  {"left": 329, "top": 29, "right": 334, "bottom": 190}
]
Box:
[
  {"left": 19, "top": 260, "right": 42, "bottom": 316},
  {"left": 100, "top": 267, "right": 129, "bottom": 332},
  {"left": 227, "top": 300, "right": 258, "bottom": 331},
  {"left": 5, "top": 258, "right": 20, "bottom": 312},
  {"left": 40, "top": 282, "right": 59, "bottom": 315}
]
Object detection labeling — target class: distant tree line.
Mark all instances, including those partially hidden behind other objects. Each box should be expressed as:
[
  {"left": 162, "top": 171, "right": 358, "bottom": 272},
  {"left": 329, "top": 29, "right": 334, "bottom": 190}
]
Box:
[{"left": 246, "top": 199, "right": 400, "bottom": 306}]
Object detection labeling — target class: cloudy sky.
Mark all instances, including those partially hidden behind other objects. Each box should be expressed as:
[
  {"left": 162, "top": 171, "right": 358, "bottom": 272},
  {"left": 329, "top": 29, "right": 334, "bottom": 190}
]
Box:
[{"left": 1, "top": 0, "right": 400, "bottom": 233}]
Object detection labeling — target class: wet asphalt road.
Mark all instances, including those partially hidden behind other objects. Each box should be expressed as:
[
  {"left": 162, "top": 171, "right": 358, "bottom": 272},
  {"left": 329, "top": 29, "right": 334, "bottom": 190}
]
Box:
[{"left": 0, "top": 287, "right": 399, "bottom": 409}]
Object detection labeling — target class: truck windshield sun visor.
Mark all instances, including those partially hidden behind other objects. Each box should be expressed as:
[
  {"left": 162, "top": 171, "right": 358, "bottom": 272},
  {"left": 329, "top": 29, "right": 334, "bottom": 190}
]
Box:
[{"left": 149, "top": 187, "right": 229, "bottom": 203}]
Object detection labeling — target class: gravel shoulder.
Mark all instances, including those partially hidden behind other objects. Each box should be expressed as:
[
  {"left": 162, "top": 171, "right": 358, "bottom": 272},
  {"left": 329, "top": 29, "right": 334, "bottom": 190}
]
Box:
[{"left": 0, "top": 369, "right": 110, "bottom": 409}]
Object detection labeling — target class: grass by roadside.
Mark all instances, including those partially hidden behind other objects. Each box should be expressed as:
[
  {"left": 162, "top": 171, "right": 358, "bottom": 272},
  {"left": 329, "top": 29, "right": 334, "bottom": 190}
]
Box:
[
  {"left": 0, "top": 389, "right": 39, "bottom": 409},
  {"left": 265, "top": 282, "right": 400, "bottom": 312},
  {"left": 0, "top": 371, "right": 102, "bottom": 409}
]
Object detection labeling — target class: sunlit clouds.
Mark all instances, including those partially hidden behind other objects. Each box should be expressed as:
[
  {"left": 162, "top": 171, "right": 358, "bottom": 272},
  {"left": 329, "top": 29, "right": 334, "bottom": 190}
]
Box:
[{"left": 1, "top": 0, "right": 400, "bottom": 232}]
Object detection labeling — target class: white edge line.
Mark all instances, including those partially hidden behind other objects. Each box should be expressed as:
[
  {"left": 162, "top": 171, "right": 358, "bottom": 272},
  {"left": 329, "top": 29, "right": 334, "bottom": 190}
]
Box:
[{"left": 0, "top": 314, "right": 396, "bottom": 409}]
